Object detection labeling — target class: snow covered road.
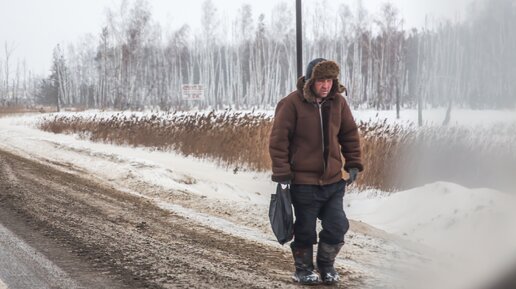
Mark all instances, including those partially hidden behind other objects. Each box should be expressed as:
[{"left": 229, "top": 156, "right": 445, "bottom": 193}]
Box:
[
  {"left": 0, "top": 148, "right": 308, "bottom": 289},
  {"left": 1, "top": 113, "right": 516, "bottom": 288},
  {"left": 0, "top": 115, "right": 429, "bottom": 284},
  {"left": 0, "top": 222, "right": 81, "bottom": 289}
]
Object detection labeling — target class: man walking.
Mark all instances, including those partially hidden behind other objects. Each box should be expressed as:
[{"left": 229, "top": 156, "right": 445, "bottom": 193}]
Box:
[{"left": 269, "top": 58, "right": 363, "bottom": 285}]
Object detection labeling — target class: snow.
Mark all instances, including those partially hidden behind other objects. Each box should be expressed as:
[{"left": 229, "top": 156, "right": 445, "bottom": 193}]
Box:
[
  {"left": 347, "top": 182, "right": 516, "bottom": 245},
  {"left": 1, "top": 110, "right": 516, "bottom": 288},
  {"left": 353, "top": 107, "right": 516, "bottom": 127},
  {"left": 346, "top": 183, "right": 516, "bottom": 265}
]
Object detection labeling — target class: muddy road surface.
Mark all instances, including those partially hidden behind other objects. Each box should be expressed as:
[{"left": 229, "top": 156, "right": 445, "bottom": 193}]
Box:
[{"left": 0, "top": 148, "right": 364, "bottom": 288}]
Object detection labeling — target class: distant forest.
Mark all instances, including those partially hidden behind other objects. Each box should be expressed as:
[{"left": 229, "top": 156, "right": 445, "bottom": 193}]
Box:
[{"left": 1, "top": 0, "right": 515, "bottom": 110}]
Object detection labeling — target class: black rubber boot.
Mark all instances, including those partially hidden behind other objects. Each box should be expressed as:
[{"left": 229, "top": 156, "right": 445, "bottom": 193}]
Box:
[
  {"left": 290, "top": 243, "right": 321, "bottom": 285},
  {"left": 316, "top": 242, "right": 344, "bottom": 285}
]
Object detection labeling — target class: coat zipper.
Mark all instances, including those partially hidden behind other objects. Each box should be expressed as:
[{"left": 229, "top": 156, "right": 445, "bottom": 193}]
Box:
[{"left": 317, "top": 101, "right": 326, "bottom": 176}]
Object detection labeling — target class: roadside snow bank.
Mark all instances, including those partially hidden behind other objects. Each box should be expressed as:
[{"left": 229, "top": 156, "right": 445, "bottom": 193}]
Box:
[
  {"left": 347, "top": 182, "right": 516, "bottom": 246},
  {"left": 346, "top": 182, "right": 516, "bottom": 288}
]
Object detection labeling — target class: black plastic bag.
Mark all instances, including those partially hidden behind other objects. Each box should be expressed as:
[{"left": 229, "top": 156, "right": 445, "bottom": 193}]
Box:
[{"left": 268, "top": 183, "right": 294, "bottom": 245}]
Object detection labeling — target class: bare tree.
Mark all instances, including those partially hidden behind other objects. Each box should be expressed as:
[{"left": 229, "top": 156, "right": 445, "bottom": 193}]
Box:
[
  {"left": 51, "top": 45, "right": 69, "bottom": 111},
  {"left": 25, "top": 0, "right": 515, "bottom": 111},
  {"left": 4, "top": 42, "right": 16, "bottom": 104}
]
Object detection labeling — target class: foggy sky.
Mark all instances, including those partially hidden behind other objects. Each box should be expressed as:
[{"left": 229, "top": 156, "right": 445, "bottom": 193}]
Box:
[{"left": 0, "top": 0, "right": 474, "bottom": 76}]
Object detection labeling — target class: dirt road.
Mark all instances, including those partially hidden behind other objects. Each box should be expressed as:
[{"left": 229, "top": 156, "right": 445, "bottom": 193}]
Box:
[{"left": 0, "top": 148, "right": 366, "bottom": 288}]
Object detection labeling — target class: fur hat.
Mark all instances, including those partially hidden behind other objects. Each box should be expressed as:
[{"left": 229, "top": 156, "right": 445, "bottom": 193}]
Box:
[
  {"left": 305, "top": 58, "right": 340, "bottom": 81},
  {"left": 297, "top": 58, "right": 346, "bottom": 103}
]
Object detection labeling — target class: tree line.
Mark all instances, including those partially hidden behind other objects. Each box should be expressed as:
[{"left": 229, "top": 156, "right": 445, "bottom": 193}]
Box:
[{"left": 1, "top": 0, "right": 515, "bottom": 111}]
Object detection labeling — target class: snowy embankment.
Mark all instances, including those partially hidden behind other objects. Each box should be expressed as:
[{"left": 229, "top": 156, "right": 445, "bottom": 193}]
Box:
[{"left": 1, "top": 110, "right": 516, "bottom": 288}]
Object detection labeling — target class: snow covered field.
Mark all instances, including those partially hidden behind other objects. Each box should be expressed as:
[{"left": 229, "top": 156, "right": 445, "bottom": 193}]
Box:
[
  {"left": 1, "top": 109, "right": 516, "bottom": 288},
  {"left": 354, "top": 107, "right": 516, "bottom": 126}
]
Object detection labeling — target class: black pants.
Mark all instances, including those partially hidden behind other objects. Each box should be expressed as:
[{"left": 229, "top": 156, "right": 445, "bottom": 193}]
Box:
[{"left": 290, "top": 179, "right": 349, "bottom": 247}]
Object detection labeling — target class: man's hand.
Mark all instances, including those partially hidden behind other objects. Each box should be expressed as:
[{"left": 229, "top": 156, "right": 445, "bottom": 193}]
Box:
[
  {"left": 278, "top": 180, "right": 291, "bottom": 189},
  {"left": 346, "top": 168, "right": 359, "bottom": 185}
]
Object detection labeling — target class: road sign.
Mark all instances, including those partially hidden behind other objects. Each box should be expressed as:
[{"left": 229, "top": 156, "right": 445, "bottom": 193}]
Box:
[{"left": 181, "top": 84, "right": 204, "bottom": 100}]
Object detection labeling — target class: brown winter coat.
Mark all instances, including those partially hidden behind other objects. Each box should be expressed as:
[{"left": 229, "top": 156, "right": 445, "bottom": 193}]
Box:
[{"left": 269, "top": 74, "right": 363, "bottom": 186}]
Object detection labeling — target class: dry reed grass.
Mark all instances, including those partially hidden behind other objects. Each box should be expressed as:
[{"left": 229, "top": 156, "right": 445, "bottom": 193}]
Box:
[
  {"left": 357, "top": 119, "right": 414, "bottom": 190},
  {"left": 359, "top": 120, "right": 516, "bottom": 191},
  {"left": 37, "top": 111, "right": 516, "bottom": 192},
  {"left": 38, "top": 111, "right": 274, "bottom": 172}
]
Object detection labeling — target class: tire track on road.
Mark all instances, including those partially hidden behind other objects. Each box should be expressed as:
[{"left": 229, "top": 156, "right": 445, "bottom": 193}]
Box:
[{"left": 1, "top": 148, "right": 363, "bottom": 288}]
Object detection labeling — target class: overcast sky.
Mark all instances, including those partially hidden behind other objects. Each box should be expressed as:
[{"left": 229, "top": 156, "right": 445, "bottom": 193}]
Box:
[{"left": 1, "top": 0, "right": 475, "bottom": 76}]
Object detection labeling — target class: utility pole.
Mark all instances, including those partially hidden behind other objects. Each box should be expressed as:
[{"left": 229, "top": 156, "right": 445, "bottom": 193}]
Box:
[{"left": 296, "top": 0, "right": 302, "bottom": 78}]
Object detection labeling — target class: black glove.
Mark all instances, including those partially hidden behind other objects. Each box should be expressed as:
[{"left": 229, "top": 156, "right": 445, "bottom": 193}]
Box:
[
  {"left": 278, "top": 180, "right": 291, "bottom": 189},
  {"left": 346, "top": 168, "right": 359, "bottom": 185}
]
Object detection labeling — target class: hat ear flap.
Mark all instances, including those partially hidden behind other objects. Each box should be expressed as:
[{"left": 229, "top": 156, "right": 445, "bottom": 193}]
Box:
[
  {"left": 303, "top": 78, "right": 317, "bottom": 103},
  {"left": 335, "top": 80, "right": 347, "bottom": 96}
]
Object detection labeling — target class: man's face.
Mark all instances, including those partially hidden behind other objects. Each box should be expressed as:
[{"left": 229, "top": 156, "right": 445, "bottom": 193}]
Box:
[{"left": 313, "top": 79, "right": 333, "bottom": 98}]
